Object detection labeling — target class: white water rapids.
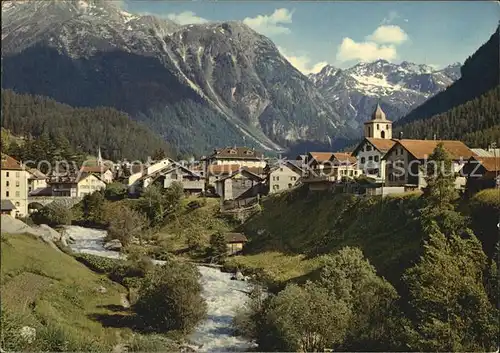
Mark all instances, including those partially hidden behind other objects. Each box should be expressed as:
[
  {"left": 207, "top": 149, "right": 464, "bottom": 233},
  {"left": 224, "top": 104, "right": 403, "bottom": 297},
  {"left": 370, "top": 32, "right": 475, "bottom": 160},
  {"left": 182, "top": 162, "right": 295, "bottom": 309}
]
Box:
[{"left": 64, "top": 226, "right": 256, "bottom": 352}]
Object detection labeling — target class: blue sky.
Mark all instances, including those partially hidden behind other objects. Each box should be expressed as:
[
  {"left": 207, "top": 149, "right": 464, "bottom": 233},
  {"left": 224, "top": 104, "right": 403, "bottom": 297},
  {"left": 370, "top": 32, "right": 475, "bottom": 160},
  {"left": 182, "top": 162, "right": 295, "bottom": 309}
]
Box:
[{"left": 122, "top": 1, "right": 499, "bottom": 73}]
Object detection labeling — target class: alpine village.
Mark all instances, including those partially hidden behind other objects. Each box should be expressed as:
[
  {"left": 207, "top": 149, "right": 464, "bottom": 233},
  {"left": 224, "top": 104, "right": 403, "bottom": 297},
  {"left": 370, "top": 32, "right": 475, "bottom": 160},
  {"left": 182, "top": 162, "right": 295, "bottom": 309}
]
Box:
[{"left": 0, "top": 1, "right": 499, "bottom": 352}]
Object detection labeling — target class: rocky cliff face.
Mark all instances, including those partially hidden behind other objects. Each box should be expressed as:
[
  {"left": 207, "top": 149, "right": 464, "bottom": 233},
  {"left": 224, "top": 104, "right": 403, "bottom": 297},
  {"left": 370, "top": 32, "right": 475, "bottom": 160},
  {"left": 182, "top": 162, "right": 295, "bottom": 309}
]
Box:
[
  {"left": 2, "top": 0, "right": 352, "bottom": 154},
  {"left": 309, "top": 60, "right": 461, "bottom": 129}
]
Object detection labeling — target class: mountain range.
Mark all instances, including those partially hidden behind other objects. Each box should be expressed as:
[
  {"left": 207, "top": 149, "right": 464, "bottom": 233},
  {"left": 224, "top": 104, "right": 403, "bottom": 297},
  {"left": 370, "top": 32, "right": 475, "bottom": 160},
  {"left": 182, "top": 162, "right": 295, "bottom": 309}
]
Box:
[
  {"left": 0, "top": 0, "right": 468, "bottom": 156},
  {"left": 309, "top": 60, "right": 461, "bottom": 130}
]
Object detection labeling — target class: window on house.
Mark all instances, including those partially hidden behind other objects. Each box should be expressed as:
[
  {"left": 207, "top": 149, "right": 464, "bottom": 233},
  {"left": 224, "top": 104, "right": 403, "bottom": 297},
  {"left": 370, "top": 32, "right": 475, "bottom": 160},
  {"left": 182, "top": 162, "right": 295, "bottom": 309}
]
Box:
[
  {"left": 369, "top": 156, "right": 373, "bottom": 161},
  {"left": 276, "top": 176, "right": 279, "bottom": 181},
  {"left": 290, "top": 176, "right": 296, "bottom": 181},
  {"left": 6, "top": 191, "right": 9, "bottom": 197},
  {"left": 171, "top": 173, "right": 178, "bottom": 179},
  {"left": 6, "top": 181, "right": 9, "bottom": 187},
  {"left": 15, "top": 191, "right": 20, "bottom": 197},
  {"left": 15, "top": 181, "right": 20, "bottom": 187},
  {"left": 377, "top": 124, "right": 380, "bottom": 130},
  {"left": 374, "top": 156, "right": 379, "bottom": 162},
  {"left": 273, "top": 185, "right": 279, "bottom": 190},
  {"left": 6, "top": 172, "right": 9, "bottom": 177},
  {"left": 349, "top": 170, "right": 353, "bottom": 176},
  {"left": 16, "top": 172, "right": 20, "bottom": 178},
  {"left": 288, "top": 183, "right": 293, "bottom": 188},
  {"left": 366, "top": 145, "right": 372, "bottom": 151},
  {"left": 15, "top": 202, "right": 20, "bottom": 207},
  {"left": 361, "top": 157, "right": 366, "bottom": 163},
  {"left": 386, "top": 124, "right": 389, "bottom": 129},
  {"left": 279, "top": 168, "right": 283, "bottom": 172}
]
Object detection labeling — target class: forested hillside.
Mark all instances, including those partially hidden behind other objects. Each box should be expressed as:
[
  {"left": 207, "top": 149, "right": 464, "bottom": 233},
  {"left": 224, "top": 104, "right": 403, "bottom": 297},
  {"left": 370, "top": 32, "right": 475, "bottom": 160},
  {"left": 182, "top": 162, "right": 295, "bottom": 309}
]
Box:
[
  {"left": 1, "top": 90, "right": 173, "bottom": 160},
  {"left": 396, "top": 86, "right": 500, "bottom": 147},
  {"left": 396, "top": 26, "right": 499, "bottom": 127}
]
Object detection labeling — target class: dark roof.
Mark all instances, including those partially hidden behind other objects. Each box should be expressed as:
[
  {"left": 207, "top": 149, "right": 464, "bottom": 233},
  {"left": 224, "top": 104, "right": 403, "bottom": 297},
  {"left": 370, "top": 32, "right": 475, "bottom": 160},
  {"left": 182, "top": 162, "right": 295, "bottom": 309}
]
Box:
[
  {"left": 1, "top": 154, "right": 23, "bottom": 170},
  {"left": 29, "top": 187, "right": 53, "bottom": 197},
  {"left": 217, "top": 168, "right": 265, "bottom": 182},
  {"left": 207, "top": 147, "right": 264, "bottom": 160},
  {"left": 1, "top": 199, "right": 16, "bottom": 211},
  {"left": 224, "top": 233, "right": 248, "bottom": 243},
  {"left": 207, "top": 164, "right": 265, "bottom": 176}
]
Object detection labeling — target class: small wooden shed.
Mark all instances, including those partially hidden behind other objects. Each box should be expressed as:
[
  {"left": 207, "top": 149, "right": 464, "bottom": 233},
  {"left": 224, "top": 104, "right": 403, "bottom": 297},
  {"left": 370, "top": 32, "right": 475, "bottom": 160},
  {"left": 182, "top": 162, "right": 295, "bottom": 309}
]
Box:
[{"left": 224, "top": 232, "right": 248, "bottom": 255}]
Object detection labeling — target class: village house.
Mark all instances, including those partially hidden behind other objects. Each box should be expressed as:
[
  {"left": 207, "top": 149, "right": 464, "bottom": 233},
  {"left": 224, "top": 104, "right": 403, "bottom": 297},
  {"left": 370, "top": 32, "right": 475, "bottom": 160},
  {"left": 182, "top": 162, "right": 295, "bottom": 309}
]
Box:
[
  {"left": 156, "top": 163, "right": 205, "bottom": 194},
  {"left": 203, "top": 147, "right": 266, "bottom": 188},
  {"left": 215, "top": 167, "right": 266, "bottom": 201},
  {"left": 383, "top": 139, "right": 475, "bottom": 190},
  {"left": 224, "top": 232, "right": 248, "bottom": 255},
  {"left": 48, "top": 173, "right": 106, "bottom": 197},
  {"left": 266, "top": 159, "right": 304, "bottom": 194},
  {"left": 27, "top": 168, "right": 47, "bottom": 193},
  {"left": 128, "top": 157, "right": 175, "bottom": 193},
  {"left": 1, "top": 154, "right": 29, "bottom": 217},
  {"left": 80, "top": 165, "right": 113, "bottom": 184},
  {"left": 352, "top": 104, "right": 396, "bottom": 183},
  {"left": 301, "top": 151, "right": 360, "bottom": 191},
  {"left": 327, "top": 152, "right": 361, "bottom": 182},
  {"left": 463, "top": 155, "right": 500, "bottom": 194}
]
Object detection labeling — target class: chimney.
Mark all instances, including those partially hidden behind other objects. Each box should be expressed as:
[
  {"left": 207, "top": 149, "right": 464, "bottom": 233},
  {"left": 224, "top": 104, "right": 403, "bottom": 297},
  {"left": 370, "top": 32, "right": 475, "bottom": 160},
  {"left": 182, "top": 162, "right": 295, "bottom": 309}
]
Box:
[{"left": 399, "top": 132, "right": 403, "bottom": 140}]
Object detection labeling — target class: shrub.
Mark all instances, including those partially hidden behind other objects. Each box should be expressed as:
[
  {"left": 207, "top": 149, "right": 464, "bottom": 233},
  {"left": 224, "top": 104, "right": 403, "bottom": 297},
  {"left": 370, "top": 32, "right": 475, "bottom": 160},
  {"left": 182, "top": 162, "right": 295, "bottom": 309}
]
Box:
[
  {"left": 73, "top": 253, "right": 122, "bottom": 274},
  {"left": 134, "top": 260, "right": 207, "bottom": 333}
]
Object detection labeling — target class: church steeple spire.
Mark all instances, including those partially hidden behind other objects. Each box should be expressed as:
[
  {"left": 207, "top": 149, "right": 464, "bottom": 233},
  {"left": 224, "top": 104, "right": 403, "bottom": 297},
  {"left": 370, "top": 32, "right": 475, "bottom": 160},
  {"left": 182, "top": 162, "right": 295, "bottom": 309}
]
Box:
[{"left": 97, "top": 146, "right": 103, "bottom": 166}]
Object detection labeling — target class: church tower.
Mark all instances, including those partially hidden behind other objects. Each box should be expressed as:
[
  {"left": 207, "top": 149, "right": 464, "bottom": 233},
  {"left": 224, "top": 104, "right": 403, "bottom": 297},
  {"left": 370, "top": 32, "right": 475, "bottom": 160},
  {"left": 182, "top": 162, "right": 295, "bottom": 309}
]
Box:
[
  {"left": 364, "top": 103, "right": 392, "bottom": 139},
  {"left": 97, "top": 146, "right": 103, "bottom": 166}
]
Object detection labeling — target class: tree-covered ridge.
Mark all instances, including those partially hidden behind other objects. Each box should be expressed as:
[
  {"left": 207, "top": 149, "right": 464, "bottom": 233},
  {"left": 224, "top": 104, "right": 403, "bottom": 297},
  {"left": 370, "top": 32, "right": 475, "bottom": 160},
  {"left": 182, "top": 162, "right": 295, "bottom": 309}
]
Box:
[
  {"left": 396, "top": 25, "right": 499, "bottom": 127},
  {"left": 1, "top": 89, "right": 174, "bottom": 161},
  {"left": 395, "top": 86, "right": 500, "bottom": 148}
]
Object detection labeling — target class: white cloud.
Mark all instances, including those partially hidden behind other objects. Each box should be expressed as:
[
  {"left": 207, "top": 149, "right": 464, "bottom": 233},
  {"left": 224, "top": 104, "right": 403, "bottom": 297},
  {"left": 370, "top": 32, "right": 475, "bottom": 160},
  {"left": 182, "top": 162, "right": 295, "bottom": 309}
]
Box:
[
  {"left": 366, "top": 25, "right": 408, "bottom": 44},
  {"left": 336, "top": 24, "right": 409, "bottom": 63},
  {"left": 166, "top": 11, "right": 209, "bottom": 25},
  {"left": 278, "top": 47, "right": 328, "bottom": 75},
  {"left": 336, "top": 38, "right": 398, "bottom": 62},
  {"left": 243, "top": 8, "right": 293, "bottom": 36}
]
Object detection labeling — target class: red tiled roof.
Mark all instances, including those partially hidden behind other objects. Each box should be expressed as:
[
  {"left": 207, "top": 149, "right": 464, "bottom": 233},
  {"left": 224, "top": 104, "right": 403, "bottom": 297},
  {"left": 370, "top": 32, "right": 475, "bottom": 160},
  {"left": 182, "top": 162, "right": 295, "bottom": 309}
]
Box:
[
  {"left": 366, "top": 138, "right": 397, "bottom": 153},
  {"left": 309, "top": 152, "right": 333, "bottom": 163},
  {"left": 80, "top": 165, "right": 110, "bottom": 173},
  {"left": 396, "top": 139, "right": 475, "bottom": 160},
  {"left": 1, "top": 154, "right": 23, "bottom": 170},
  {"left": 331, "top": 152, "right": 357, "bottom": 164},
  {"left": 472, "top": 156, "right": 500, "bottom": 172}
]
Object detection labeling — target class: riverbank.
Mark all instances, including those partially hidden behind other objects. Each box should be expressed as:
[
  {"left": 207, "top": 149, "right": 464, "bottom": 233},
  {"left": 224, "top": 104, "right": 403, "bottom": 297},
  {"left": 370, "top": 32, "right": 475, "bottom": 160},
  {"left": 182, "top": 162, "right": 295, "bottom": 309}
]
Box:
[{"left": 63, "top": 225, "right": 256, "bottom": 352}]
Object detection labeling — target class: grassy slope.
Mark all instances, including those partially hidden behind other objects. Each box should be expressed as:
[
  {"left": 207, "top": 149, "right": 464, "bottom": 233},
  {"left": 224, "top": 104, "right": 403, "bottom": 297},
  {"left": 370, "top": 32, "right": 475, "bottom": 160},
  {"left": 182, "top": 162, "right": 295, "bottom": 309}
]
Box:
[
  {"left": 1, "top": 233, "right": 128, "bottom": 349},
  {"left": 226, "top": 186, "right": 425, "bottom": 287}
]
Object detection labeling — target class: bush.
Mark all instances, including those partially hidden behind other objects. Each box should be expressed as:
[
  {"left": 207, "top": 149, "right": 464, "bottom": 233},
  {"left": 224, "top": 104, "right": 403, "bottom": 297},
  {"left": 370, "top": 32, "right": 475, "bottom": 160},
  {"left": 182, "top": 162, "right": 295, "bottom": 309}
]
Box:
[
  {"left": 134, "top": 260, "right": 207, "bottom": 333},
  {"left": 73, "top": 253, "right": 122, "bottom": 274}
]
